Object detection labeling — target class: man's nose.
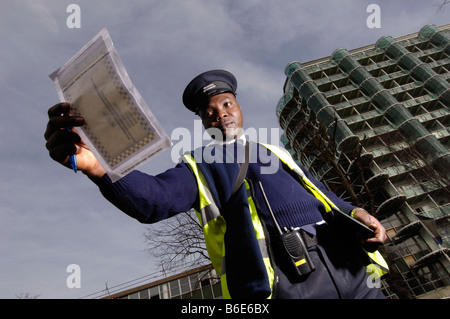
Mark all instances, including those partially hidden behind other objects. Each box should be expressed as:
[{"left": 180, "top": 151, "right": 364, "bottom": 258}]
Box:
[{"left": 216, "top": 109, "right": 228, "bottom": 120}]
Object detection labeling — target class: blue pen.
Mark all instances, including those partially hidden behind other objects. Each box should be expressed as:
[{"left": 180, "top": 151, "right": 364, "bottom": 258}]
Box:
[
  {"left": 62, "top": 113, "right": 78, "bottom": 173},
  {"left": 66, "top": 127, "right": 78, "bottom": 173}
]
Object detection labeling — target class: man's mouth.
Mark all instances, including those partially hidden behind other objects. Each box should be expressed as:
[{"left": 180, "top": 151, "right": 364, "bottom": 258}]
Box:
[{"left": 222, "top": 120, "right": 235, "bottom": 128}]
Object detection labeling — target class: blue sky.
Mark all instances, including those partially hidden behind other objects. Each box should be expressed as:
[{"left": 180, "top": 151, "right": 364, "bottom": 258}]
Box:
[{"left": 0, "top": 0, "right": 448, "bottom": 299}]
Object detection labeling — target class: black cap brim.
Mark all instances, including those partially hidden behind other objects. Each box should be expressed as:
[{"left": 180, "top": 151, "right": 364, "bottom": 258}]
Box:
[{"left": 182, "top": 70, "right": 237, "bottom": 113}]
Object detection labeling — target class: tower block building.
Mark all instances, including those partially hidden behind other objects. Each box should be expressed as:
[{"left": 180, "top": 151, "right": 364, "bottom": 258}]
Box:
[{"left": 277, "top": 24, "right": 450, "bottom": 298}]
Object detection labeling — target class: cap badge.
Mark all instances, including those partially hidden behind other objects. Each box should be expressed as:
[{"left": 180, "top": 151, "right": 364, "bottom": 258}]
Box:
[{"left": 203, "top": 83, "right": 216, "bottom": 93}]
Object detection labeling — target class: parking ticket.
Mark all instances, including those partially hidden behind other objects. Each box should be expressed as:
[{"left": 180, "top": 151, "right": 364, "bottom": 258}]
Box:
[{"left": 50, "top": 28, "right": 172, "bottom": 182}]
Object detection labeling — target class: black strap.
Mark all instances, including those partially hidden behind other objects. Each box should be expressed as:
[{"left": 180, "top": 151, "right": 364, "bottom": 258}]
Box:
[{"left": 231, "top": 141, "right": 251, "bottom": 195}]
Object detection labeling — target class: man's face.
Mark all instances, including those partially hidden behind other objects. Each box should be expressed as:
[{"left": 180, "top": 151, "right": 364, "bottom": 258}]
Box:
[{"left": 199, "top": 92, "right": 244, "bottom": 141}]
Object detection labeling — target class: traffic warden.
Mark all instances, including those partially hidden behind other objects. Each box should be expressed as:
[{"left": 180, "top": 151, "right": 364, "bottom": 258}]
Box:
[{"left": 44, "top": 70, "right": 388, "bottom": 299}]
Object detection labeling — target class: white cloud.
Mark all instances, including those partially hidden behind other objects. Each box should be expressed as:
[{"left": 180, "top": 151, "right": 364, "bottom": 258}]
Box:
[
  {"left": 29, "top": 0, "right": 60, "bottom": 35},
  {"left": 1, "top": 0, "right": 449, "bottom": 299}
]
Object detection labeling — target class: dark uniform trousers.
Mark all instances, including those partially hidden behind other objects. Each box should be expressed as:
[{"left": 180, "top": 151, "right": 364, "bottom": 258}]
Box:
[{"left": 270, "top": 222, "right": 386, "bottom": 299}]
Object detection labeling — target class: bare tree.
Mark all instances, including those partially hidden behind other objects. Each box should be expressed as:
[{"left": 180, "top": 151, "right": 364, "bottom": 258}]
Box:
[
  {"left": 435, "top": 0, "right": 450, "bottom": 13},
  {"left": 144, "top": 210, "right": 209, "bottom": 273}
]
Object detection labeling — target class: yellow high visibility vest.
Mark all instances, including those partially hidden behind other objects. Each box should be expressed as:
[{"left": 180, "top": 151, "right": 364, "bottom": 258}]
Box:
[{"left": 182, "top": 142, "right": 388, "bottom": 298}]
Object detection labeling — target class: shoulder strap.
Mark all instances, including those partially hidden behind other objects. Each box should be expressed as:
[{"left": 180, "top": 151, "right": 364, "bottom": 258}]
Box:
[{"left": 231, "top": 141, "right": 251, "bottom": 195}]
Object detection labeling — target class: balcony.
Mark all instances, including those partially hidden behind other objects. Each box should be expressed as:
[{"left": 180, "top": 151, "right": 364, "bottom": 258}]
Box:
[
  {"left": 411, "top": 247, "right": 450, "bottom": 269},
  {"left": 394, "top": 220, "right": 422, "bottom": 241},
  {"left": 365, "top": 172, "right": 389, "bottom": 190},
  {"left": 376, "top": 194, "right": 407, "bottom": 216}
]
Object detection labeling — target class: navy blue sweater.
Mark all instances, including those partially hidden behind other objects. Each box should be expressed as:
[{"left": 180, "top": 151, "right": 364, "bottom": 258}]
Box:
[{"left": 90, "top": 143, "right": 356, "bottom": 234}]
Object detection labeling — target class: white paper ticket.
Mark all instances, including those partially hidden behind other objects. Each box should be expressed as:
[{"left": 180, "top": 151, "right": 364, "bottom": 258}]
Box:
[{"left": 50, "top": 28, "right": 172, "bottom": 182}]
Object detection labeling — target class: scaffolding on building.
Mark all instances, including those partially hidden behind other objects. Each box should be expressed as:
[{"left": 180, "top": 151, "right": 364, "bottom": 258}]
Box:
[{"left": 277, "top": 24, "right": 450, "bottom": 299}]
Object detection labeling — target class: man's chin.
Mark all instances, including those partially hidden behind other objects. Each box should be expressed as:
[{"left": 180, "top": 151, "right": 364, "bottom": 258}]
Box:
[
  {"left": 223, "top": 127, "right": 244, "bottom": 141},
  {"left": 206, "top": 126, "right": 244, "bottom": 142}
]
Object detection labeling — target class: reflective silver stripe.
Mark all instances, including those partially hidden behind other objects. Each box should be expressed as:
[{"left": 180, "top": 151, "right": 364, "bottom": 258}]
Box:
[
  {"left": 200, "top": 203, "right": 221, "bottom": 227},
  {"left": 258, "top": 238, "right": 269, "bottom": 259}
]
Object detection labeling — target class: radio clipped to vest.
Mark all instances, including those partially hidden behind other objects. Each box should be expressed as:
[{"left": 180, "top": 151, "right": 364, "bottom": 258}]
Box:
[{"left": 258, "top": 181, "right": 315, "bottom": 278}]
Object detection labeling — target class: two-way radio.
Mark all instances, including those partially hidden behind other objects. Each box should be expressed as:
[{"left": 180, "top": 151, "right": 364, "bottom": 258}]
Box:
[{"left": 258, "top": 181, "right": 315, "bottom": 278}]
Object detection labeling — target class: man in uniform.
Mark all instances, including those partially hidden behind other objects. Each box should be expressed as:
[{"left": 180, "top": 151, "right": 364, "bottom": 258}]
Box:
[{"left": 44, "top": 70, "right": 387, "bottom": 299}]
